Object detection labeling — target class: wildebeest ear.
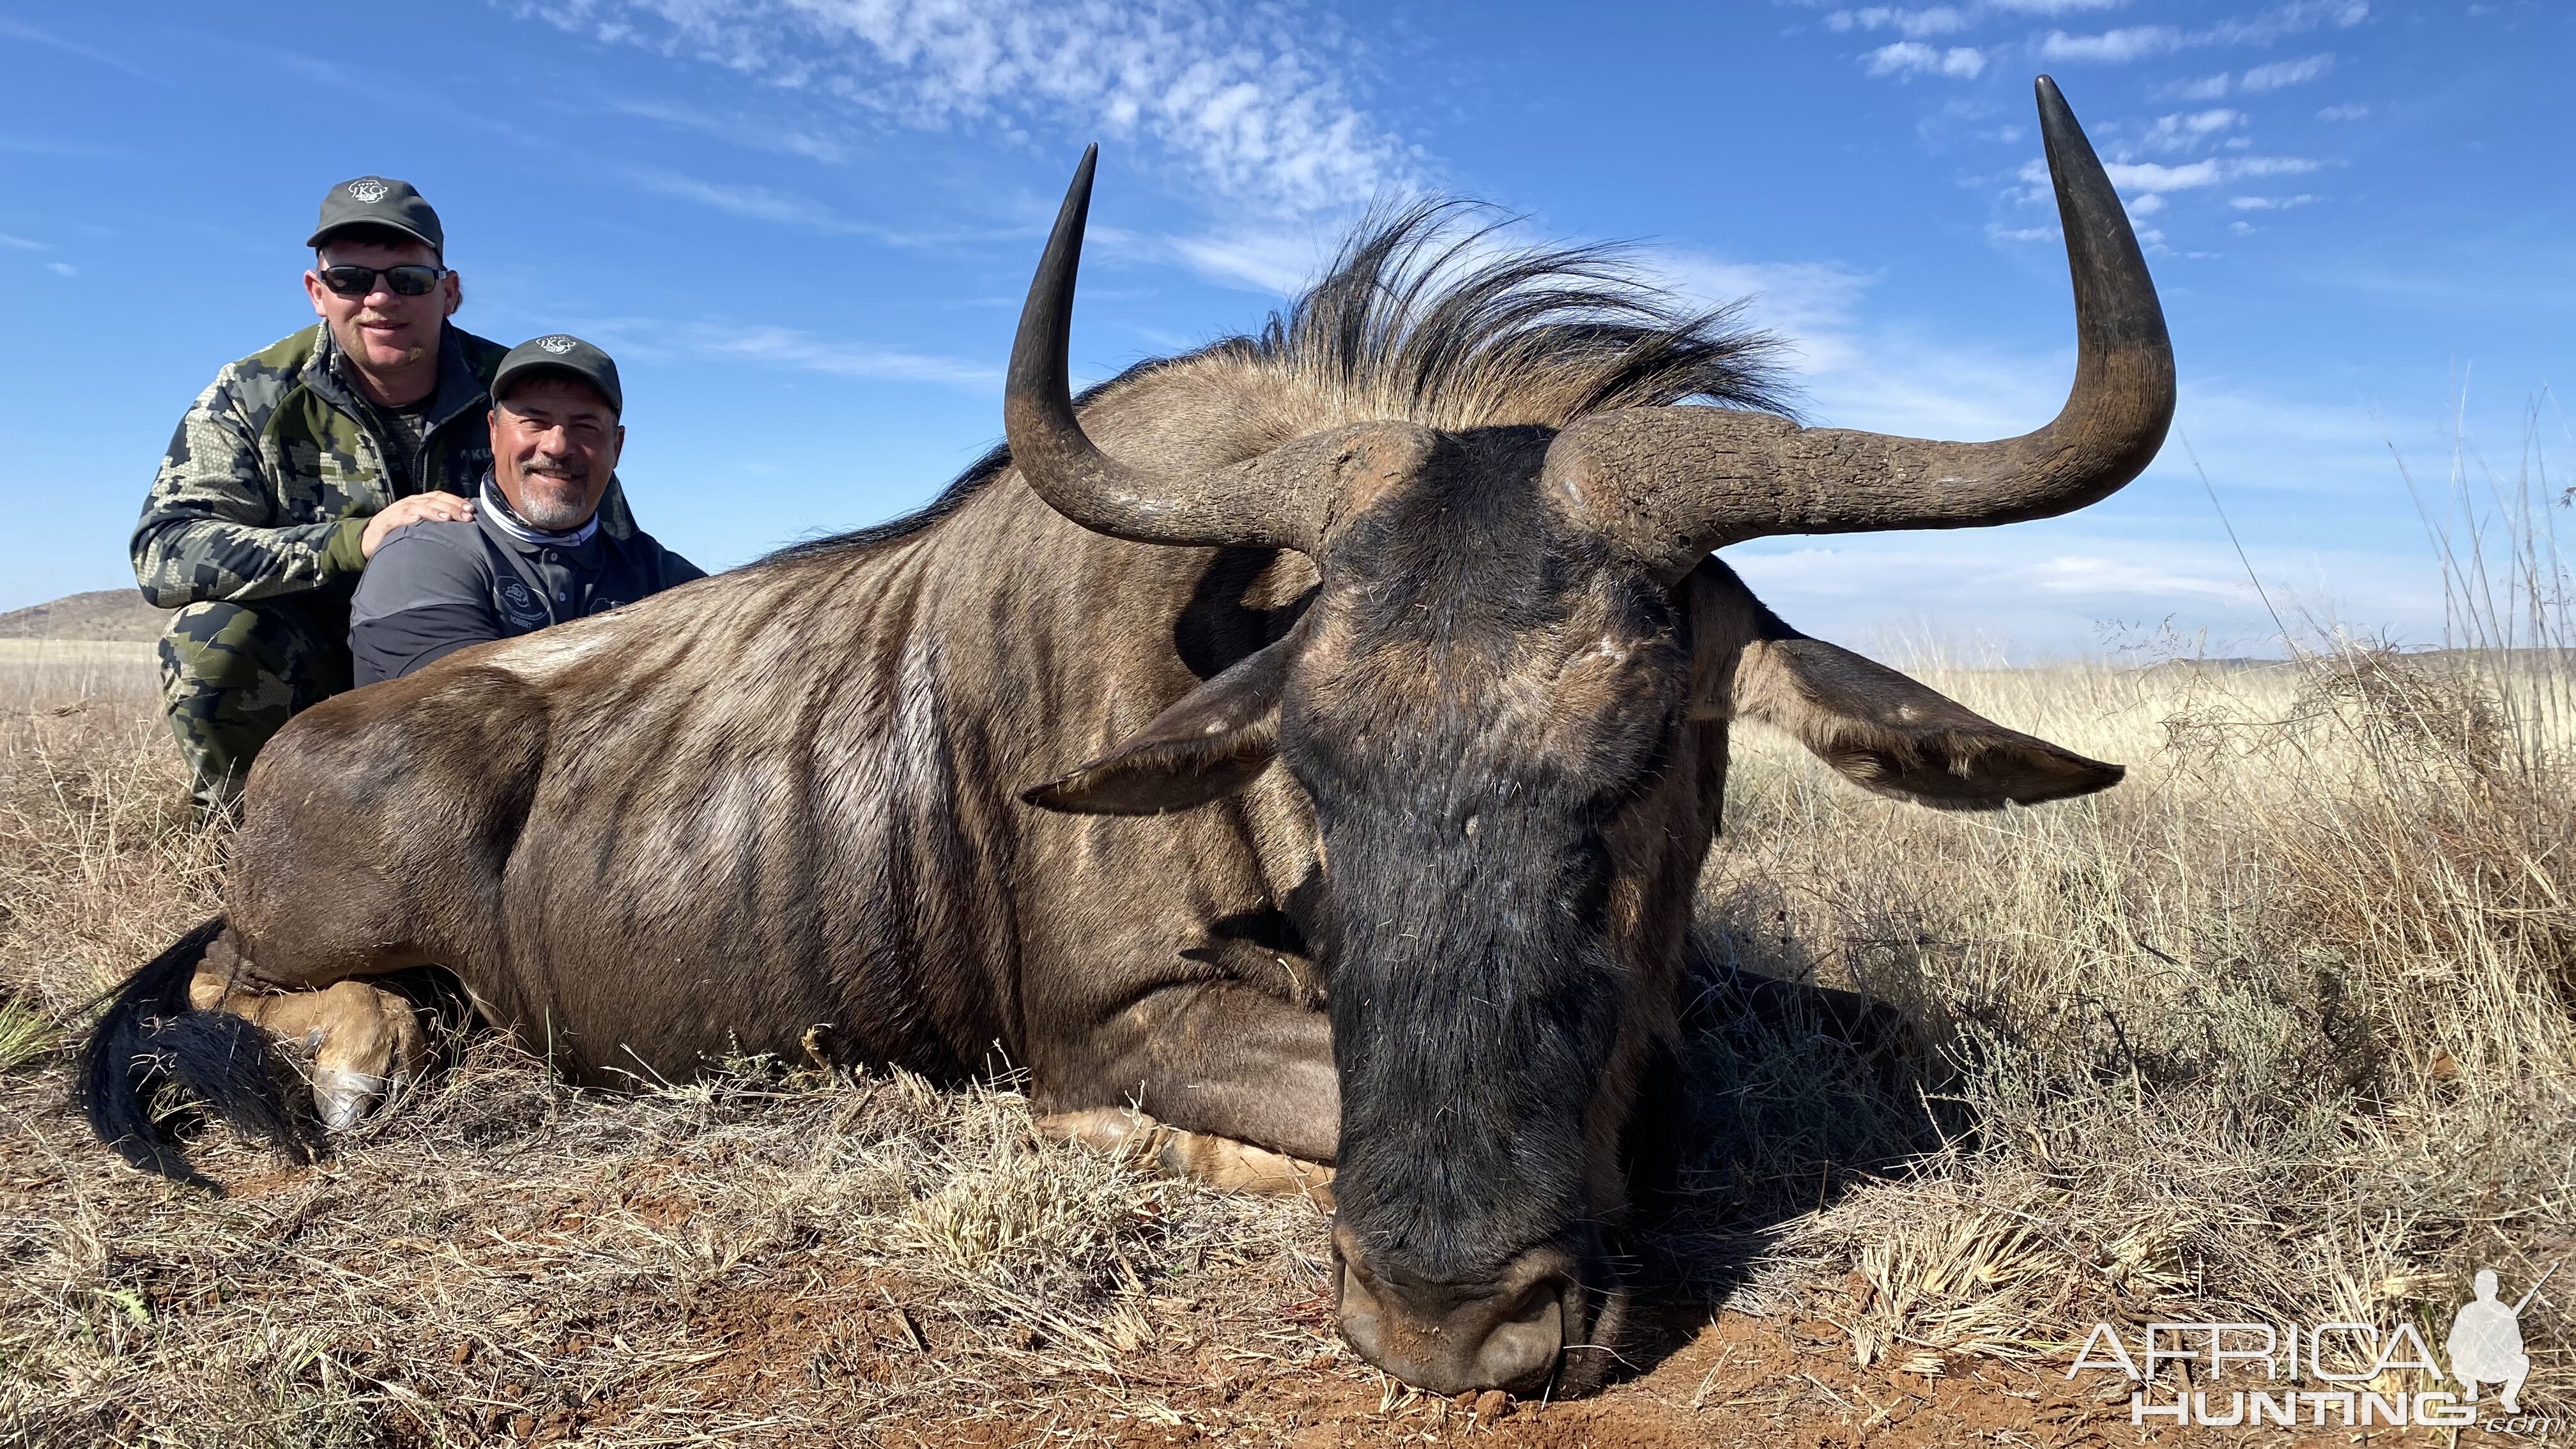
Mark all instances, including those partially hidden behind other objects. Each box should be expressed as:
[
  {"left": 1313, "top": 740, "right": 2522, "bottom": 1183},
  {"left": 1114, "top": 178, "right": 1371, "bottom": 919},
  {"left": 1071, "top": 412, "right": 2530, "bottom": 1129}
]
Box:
[
  {"left": 1724, "top": 636, "right": 2123, "bottom": 809},
  {"left": 1022, "top": 635, "right": 1292, "bottom": 816}
]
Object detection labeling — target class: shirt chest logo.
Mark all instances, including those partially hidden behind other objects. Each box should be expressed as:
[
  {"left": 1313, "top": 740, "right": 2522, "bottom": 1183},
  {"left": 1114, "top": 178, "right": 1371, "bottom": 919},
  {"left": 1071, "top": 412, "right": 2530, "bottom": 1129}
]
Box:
[{"left": 496, "top": 578, "right": 551, "bottom": 629}]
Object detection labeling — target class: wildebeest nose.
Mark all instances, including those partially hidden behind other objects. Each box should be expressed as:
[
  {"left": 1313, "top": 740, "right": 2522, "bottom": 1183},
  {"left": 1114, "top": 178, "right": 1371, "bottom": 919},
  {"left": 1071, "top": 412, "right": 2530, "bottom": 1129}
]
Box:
[{"left": 1331, "top": 1229, "right": 1573, "bottom": 1395}]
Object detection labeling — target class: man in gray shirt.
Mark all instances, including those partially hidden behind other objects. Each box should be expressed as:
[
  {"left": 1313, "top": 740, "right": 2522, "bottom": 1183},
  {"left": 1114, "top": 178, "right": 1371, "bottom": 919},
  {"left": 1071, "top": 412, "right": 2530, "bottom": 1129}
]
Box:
[{"left": 349, "top": 334, "right": 702, "bottom": 684}]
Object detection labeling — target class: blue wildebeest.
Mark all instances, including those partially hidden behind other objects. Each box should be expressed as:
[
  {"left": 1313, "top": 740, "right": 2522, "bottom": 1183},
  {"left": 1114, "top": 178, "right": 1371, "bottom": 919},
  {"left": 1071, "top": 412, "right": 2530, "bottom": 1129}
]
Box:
[{"left": 80, "top": 77, "right": 2168, "bottom": 1395}]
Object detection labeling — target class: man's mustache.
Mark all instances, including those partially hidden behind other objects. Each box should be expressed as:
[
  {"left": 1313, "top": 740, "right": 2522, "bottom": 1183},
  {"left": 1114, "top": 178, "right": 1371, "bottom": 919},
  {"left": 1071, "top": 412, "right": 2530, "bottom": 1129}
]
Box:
[{"left": 520, "top": 460, "right": 589, "bottom": 486}]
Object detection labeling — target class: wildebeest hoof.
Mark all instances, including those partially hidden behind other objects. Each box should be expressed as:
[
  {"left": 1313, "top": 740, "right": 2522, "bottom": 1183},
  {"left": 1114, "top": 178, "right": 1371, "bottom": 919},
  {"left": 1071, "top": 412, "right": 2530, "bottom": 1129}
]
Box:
[
  {"left": 310, "top": 1068, "right": 396, "bottom": 1130},
  {"left": 190, "top": 977, "right": 431, "bottom": 1134}
]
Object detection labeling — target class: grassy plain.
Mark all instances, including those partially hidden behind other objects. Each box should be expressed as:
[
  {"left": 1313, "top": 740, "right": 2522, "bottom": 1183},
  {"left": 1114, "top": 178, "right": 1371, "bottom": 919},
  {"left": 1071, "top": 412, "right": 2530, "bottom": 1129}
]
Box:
[{"left": 1, "top": 629, "right": 2568, "bottom": 1446}]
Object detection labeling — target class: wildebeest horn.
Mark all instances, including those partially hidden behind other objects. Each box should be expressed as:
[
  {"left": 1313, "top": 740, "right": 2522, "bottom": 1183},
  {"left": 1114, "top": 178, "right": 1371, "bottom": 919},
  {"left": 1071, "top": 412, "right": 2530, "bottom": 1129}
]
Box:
[
  {"left": 1545, "top": 76, "right": 2175, "bottom": 579},
  {"left": 1006, "top": 145, "right": 1433, "bottom": 555}
]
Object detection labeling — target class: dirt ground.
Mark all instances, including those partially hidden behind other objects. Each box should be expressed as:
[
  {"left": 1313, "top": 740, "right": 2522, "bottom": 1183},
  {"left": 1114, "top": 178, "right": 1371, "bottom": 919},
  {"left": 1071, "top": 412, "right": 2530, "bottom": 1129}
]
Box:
[{"left": 3, "top": 1051, "right": 2540, "bottom": 1449}]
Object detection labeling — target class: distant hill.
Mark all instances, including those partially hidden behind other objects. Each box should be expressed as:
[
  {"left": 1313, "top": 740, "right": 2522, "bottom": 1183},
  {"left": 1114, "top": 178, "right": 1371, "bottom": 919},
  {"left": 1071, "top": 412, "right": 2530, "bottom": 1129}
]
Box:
[{"left": 0, "top": 589, "right": 168, "bottom": 642}]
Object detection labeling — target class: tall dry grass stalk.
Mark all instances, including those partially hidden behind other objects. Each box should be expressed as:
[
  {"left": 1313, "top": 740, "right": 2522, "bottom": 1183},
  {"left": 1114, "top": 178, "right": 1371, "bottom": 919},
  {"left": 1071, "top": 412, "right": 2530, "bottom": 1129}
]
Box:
[{"left": 0, "top": 643, "right": 221, "bottom": 1022}]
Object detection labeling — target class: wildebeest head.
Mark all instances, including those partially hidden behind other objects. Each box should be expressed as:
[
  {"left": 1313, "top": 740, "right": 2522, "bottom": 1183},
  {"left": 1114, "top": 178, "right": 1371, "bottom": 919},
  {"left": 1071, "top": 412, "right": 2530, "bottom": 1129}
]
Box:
[{"left": 1011, "top": 77, "right": 2170, "bottom": 1395}]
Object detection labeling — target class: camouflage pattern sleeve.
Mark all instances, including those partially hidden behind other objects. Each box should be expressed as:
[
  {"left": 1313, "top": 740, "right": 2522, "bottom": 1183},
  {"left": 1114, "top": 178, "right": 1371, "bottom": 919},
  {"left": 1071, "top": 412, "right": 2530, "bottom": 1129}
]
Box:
[{"left": 131, "top": 368, "right": 367, "bottom": 608}]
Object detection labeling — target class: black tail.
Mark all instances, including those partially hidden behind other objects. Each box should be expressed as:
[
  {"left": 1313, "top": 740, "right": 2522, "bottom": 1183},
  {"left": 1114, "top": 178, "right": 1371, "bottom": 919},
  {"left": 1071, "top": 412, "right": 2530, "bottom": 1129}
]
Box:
[{"left": 73, "top": 917, "right": 318, "bottom": 1190}]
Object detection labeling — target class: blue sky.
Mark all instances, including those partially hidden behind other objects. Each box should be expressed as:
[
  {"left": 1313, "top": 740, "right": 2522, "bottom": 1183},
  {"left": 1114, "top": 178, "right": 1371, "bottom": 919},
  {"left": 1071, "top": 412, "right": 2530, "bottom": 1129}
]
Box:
[{"left": 2, "top": 0, "right": 2566, "bottom": 656}]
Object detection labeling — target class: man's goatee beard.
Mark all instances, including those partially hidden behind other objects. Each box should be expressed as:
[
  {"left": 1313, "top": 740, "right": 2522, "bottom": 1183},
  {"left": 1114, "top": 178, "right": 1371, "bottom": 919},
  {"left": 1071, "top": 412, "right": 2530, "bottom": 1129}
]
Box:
[{"left": 516, "top": 476, "right": 594, "bottom": 530}]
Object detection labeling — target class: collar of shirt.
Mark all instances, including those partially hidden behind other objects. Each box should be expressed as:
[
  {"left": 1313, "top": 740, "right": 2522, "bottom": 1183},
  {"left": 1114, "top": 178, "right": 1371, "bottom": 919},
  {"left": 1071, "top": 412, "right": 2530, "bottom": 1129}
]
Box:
[{"left": 479, "top": 473, "right": 602, "bottom": 552}]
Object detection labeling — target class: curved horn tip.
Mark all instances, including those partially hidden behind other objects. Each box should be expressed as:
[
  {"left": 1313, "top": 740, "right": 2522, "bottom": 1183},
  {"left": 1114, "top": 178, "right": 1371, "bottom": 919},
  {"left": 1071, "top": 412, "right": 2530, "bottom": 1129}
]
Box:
[
  {"left": 1055, "top": 143, "right": 1099, "bottom": 229},
  {"left": 2032, "top": 75, "right": 2089, "bottom": 153},
  {"left": 1013, "top": 143, "right": 1104, "bottom": 404},
  {"left": 1038, "top": 144, "right": 1099, "bottom": 250}
]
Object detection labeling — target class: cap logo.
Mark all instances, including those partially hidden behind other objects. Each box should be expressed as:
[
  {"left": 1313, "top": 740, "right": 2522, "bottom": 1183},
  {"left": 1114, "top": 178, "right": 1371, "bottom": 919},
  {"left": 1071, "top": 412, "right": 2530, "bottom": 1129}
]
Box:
[
  {"left": 346, "top": 179, "right": 392, "bottom": 204},
  {"left": 537, "top": 335, "right": 576, "bottom": 355}
]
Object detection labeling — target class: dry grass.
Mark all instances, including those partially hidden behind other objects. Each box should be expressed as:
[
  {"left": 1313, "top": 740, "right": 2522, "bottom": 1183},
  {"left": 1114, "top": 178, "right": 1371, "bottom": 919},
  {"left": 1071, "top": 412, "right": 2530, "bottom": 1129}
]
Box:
[
  {"left": 1686, "top": 650, "right": 2576, "bottom": 1402},
  {"left": 3, "top": 576, "right": 2572, "bottom": 1443}
]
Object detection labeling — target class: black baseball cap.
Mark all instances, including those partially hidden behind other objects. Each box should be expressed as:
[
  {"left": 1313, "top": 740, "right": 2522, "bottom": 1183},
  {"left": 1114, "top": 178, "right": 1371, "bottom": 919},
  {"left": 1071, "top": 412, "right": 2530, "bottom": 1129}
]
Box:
[
  {"left": 493, "top": 334, "right": 624, "bottom": 415},
  {"left": 307, "top": 176, "right": 444, "bottom": 255}
]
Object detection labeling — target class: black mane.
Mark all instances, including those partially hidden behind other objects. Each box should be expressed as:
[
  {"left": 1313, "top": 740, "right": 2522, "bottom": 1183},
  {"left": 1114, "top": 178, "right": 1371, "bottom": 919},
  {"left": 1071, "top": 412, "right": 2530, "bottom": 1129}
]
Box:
[{"left": 769, "top": 200, "right": 1791, "bottom": 565}]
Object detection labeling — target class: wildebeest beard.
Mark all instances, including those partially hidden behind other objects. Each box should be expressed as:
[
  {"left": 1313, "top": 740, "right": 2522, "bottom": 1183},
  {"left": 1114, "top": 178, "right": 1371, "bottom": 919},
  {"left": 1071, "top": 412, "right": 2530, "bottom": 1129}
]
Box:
[
  {"left": 1281, "top": 467, "right": 1692, "bottom": 1292},
  {"left": 1314, "top": 789, "right": 1632, "bottom": 1280}
]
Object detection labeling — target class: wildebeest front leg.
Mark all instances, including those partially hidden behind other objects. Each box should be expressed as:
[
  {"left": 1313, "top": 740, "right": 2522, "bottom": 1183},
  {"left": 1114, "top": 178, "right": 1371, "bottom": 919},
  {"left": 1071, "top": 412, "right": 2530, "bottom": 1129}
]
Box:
[
  {"left": 1036, "top": 1106, "right": 1336, "bottom": 1201},
  {"left": 188, "top": 971, "right": 427, "bottom": 1130},
  {"left": 1041, "top": 981, "right": 1339, "bottom": 1192}
]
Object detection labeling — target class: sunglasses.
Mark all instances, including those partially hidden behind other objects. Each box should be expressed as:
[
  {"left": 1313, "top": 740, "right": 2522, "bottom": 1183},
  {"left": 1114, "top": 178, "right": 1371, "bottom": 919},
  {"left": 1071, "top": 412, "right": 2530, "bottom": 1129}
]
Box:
[{"left": 316, "top": 263, "right": 447, "bottom": 298}]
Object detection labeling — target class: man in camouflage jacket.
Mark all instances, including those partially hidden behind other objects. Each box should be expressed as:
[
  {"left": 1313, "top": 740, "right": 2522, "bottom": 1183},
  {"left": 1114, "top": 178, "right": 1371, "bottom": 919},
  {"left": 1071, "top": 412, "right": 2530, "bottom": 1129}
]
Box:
[{"left": 134, "top": 176, "right": 632, "bottom": 813}]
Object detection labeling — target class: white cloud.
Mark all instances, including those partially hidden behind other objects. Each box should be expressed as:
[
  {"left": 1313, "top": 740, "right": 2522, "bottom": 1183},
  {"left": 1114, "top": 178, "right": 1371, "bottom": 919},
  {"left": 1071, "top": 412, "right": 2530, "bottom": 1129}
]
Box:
[
  {"left": 2143, "top": 108, "right": 2243, "bottom": 151},
  {"left": 2228, "top": 156, "right": 2323, "bottom": 177},
  {"left": 2126, "top": 193, "right": 2168, "bottom": 217},
  {"left": 1655, "top": 251, "right": 1881, "bottom": 374},
  {"left": 618, "top": 165, "right": 1016, "bottom": 250},
  {"left": 2203, "top": 0, "right": 2369, "bottom": 47},
  {"left": 611, "top": 96, "right": 850, "bottom": 164},
  {"left": 2101, "top": 159, "right": 2221, "bottom": 192},
  {"left": 2025, "top": 553, "right": 2262, "bottom": 602},
  {"left": 2241, "top": 53, "right": 2334, "bottom": 90},
  {"left": 1828, "top": 6, "right": 1966, "bottom": 38},
  {"left": 1717, "top": 360, "right": 2445, "bottom": 655},
  {"left": 532, "top": 0, "right": 1407, "bottom": 216},
  {"left": 2020, "top": 154, "right": 2319, "bottom": 199},
  {"left": 2316, "top": 102, "right": 2368, "bottom": 121},
  {"left": 1805, "top": 342, "right": 2067, "bottom": 457},
  {"left": 45, "top": 261, "right": 74, "bottom": 277},
  {"left": 684, "top": 324, "right": 998, "bottom": 388},
  {"left": 622, "top": 167, "right": 872, "bottom": 234},
  {"left": 1985, "top": 0, "right": 2127, "bottom": 12},
  {"left": 2174, "top": 73, "right": 2233, "bottom": 100},
  {"left": 0, "top": 17, "right": 167, "bottom": 86},
  {"left": 1162, "top": 229, "right": 1325, "bottom": 294},
  {"left": 0, "top": 231, "right": 45, "bottom": 250},
  {"left": 2039, "top": 26, "right": 2180, "bottom": 63},
  {"left": 1864, "top": 41, "right": 1988, "bottom": 79},
  {"left": 2041, "top": 6, "right": 2363, "bottom": 69},
  {"left": 2228, "top": 194, "right": 2316, "bottom": 210},
  {"left": 1721, "top": 530, "right": 2431, "bottom": 659}
]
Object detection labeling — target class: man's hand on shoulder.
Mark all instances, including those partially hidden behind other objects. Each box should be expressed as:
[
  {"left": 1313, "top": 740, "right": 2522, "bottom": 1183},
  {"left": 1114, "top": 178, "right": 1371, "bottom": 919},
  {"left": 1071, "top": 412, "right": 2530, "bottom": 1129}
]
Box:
[
  {"left": 361, "top": 492, "right": 475, "bottom": 560},
  {"left": 348, "top": 508, "right": 504, "bottom": 687}
]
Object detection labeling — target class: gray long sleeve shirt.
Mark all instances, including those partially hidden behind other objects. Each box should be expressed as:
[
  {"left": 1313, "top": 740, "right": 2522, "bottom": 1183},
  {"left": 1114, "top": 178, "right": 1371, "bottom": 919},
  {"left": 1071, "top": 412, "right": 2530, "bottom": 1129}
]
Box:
[{"left": 348, "top": 478, "right": 703, "bottom": 686}]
